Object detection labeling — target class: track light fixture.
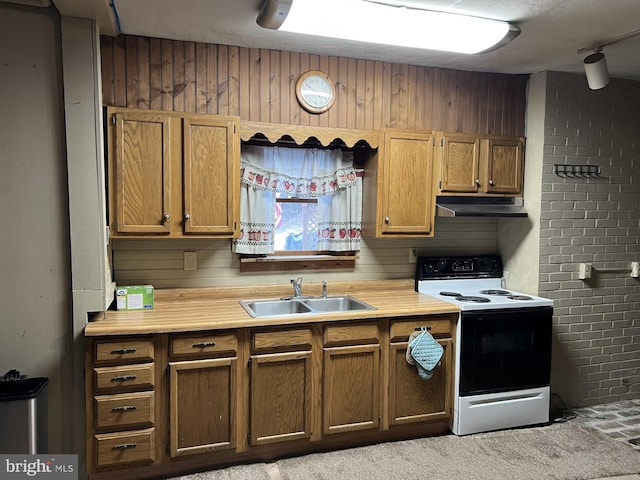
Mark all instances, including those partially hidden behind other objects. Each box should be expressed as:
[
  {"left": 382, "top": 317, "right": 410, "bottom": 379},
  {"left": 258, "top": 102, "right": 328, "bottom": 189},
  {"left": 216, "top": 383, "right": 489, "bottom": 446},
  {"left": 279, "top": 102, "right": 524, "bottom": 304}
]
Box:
[
  {"left": 578, "top": 27, "right": 640, "bottom": 90},
  {"left": 257, "top": 0, "right": 520, "bottom": 55},
  {"left": 583, "top": 48, "right": 609, "bottom": 90}
]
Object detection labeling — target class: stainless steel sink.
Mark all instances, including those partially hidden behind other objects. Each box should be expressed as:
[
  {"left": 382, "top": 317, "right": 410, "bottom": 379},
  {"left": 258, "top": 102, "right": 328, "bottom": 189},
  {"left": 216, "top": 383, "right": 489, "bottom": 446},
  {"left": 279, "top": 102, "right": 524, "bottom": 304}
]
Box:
[
  {"left": 239, "top": 295, "right": 376, "bottom": 318},
  {"left": 302, "top": 296, "right": 375, "bottom": 312}
]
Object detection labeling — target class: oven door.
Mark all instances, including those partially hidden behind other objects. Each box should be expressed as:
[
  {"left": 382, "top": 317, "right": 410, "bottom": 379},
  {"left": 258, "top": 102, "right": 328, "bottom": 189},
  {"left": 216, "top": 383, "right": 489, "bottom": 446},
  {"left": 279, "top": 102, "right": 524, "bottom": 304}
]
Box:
[{"left": 459, "top": 306, "right": 552, "bottom": 396}]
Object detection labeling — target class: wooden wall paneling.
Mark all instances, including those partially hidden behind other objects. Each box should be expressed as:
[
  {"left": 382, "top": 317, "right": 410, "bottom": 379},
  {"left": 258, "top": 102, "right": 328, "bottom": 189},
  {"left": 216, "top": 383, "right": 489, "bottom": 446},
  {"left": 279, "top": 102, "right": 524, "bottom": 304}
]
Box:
[
  {"left": 126, "top": 36, "right": 138, "bottom": 107},
  {"left": 100, "top": 35, "right": 527, "bottom": 137},
  {"left": 184, "top": 42, "right": 196, "bottom": 113},
  {"left": 485, "top": 73, "right": 501, "bottom": 135},
  {"left": 195, "top": 43, "right": 207, "bottom": 113},
  {"left": 269, "top": 49, "right": 280, "bottom": 124},
  {"left": 111, "top": 36, "right": 125, "bottom": 107},
  {"left": 429, "top": 68, "right": 442, "bottom": 132},
  {"left": 257, "top": 49, "right": 269, "bottom": 122},
  {"left": 455, "top": 71, "right": 471, "bottom": 133},
  {"left": 279, "top": 50, "right": 291, "bottom": 126},
  {"left": 172, "top": 41, "right": 185, "bottom": 112},
  {"left": 442, "top": 69, "right": 458, "bottom": 132},
  {"left": 247, "top": 48, "right": 260, "bottom": 122},
  {"left": 137, "top": 37, "right": 150, "bottom": 109},
  {"left": 363, "top": 60, "right": 374, "bottom": 130},
  {"left": 471, "top": 73, "right": 488, "bottom": 135},
  {"left": 407, "top": 65, "right": 418, "bottom": 130},
  {"left": 217, "top": 45, "right": 230, "bottom": 115},
  {"left": 207, "top": 44, "right": 218, "bottom": 115},
  {"left": 160, "top": 39, "right": 173, "bottom": 111},
  {"left": 101, "top": 36, "right": 114, "bottom": 106},
  {"left": 356, "top": 59, "right": 367, "bottom": 130},
  {"left": 149, "top": 38, "right": 163, "bottom": 111},
  {"left": 373, "top": 62, "right": 384, "bottom": 130},
  {"left": 345, "top": 58, "right": 356, "bottom": 129},
  {"left": 336, "top": 57, "right": 348, "bottom": 128}
]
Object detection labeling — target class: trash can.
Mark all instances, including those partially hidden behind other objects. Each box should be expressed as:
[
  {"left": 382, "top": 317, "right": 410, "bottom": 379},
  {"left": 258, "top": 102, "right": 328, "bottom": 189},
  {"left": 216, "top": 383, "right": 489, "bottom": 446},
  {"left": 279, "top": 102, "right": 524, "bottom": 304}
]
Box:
[{"left": 0, "top": 370, "right": 48, "bottom": 454}]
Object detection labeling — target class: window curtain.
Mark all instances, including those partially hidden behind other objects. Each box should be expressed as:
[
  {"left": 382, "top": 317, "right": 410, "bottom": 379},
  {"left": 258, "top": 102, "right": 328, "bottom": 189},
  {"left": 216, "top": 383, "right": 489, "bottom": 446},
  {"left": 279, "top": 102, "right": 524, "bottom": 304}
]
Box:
[{"left": 232, "top": 145, "right": 362, "bottom": 254}]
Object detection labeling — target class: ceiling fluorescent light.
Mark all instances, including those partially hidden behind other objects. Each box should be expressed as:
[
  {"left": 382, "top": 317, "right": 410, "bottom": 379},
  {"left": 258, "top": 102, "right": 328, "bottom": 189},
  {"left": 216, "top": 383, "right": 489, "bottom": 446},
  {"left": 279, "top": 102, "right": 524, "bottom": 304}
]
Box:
[{"left": 257, "top": 0, "right": 520, "bottom": 54}]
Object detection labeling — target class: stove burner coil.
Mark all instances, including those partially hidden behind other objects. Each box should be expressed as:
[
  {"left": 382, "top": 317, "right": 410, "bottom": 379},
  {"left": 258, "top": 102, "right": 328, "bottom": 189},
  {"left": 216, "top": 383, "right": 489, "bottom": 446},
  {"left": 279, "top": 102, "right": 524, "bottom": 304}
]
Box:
[
  {"left": 456, "top": 295, "right": 491, "bottom": 303},
  {"left": 479, "top": 289, "right": 511, "bottom": 296},
  {"left": 440, "top": 291, "right": 462, "bottom": 297},
  {"left": 507, "top": 295, "right": 533, "bottom": 301}
]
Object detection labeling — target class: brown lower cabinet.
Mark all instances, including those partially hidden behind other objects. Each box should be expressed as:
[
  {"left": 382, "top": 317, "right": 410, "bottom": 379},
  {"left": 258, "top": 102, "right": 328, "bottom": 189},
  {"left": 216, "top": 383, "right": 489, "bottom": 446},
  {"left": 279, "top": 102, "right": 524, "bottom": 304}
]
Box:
[{"left": 85, "top": 314, "right": 455, "bottom": 479}]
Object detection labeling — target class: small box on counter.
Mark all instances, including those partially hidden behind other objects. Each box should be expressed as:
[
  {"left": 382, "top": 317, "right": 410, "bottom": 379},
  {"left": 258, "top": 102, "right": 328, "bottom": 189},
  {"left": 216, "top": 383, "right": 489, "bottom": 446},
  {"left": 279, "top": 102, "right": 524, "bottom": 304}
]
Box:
[{"left": 116, "top": 285, "right": 154, "bottom": 310}]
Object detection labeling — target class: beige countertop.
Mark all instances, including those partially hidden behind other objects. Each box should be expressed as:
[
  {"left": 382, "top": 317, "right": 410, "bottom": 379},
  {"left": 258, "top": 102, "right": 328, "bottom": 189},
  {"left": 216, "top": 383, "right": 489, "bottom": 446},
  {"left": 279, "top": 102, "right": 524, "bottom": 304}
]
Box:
[{"left": 86, "top": 279, "right": 459, "bottom": 336}]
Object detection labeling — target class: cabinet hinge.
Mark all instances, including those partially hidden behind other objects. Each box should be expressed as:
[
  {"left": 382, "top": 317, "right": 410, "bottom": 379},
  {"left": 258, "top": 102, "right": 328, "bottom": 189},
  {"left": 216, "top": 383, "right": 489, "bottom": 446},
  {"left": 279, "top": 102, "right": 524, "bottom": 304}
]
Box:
[{"left": 440, "top": 138, "right": 444, "bottom": 147}]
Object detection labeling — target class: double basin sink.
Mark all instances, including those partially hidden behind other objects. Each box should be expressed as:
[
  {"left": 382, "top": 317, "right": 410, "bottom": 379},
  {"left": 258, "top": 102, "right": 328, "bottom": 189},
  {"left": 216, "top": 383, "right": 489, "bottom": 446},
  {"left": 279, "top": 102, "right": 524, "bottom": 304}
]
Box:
[{"left": 240, "top": 295, "right": 376, "bottom": 318}]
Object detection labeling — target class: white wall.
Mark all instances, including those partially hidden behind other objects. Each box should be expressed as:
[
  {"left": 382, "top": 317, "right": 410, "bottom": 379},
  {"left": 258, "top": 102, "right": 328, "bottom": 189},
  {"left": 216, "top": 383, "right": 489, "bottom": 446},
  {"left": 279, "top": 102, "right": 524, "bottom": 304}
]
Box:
[{"left": 0, "top": 4, "right": 72, "bottom": 453}]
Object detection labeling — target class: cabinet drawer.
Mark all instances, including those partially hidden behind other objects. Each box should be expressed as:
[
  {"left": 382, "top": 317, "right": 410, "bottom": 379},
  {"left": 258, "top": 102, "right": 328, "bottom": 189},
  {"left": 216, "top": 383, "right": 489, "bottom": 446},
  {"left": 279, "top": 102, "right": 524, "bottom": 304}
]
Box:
[
  {"left": 324, "top": 323, "right": 379, "bottom": 346},
  {"left": 252, "top": 328, "right": 312, "bottom": 352},
  {"left": 170, "top": 333, "right": 237, "bottom": 359},
  {"left": 95, "top": 338, "right": 154, "bottom": 364},
  {"left": 95, "top": 428, "right": 155, "bottom": 468},
  {"left": 94, "top": 364, "right": 155, "bottom": 393},
  {"left": 95, "top": 392, "right": 155, "bottom": 430},
  {"left": 390, "top": 315, "right": 454, "bottom": 341}
]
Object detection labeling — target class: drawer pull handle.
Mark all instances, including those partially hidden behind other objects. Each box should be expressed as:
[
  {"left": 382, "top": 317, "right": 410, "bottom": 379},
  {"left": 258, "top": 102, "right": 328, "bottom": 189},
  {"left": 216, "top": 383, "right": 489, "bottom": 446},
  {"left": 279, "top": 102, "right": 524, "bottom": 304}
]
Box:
[
  {"left": 112, "top": 443, "right": 137, "bottom": 450},
  {"left": 111, "top": 375, "right": 137, "bottom": 382},
  {"left": 192, "top": 342, "right": 216, "bottom": 348},
  {"left": 111, "top": 405, "right": 137, "bottom": 412},
  {"left": 414, "top": 326, "right": 432, "bottom": 331},
  {"left": 111, "top": 348, "right": 137, "bottom": 354}
]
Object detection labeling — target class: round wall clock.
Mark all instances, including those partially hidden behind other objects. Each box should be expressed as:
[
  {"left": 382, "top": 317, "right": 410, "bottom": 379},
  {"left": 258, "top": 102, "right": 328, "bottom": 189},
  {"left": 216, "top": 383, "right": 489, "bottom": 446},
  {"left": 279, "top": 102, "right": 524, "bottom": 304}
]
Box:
[{"left": 295, "top": 70, "right": 336, "bottom": 114}]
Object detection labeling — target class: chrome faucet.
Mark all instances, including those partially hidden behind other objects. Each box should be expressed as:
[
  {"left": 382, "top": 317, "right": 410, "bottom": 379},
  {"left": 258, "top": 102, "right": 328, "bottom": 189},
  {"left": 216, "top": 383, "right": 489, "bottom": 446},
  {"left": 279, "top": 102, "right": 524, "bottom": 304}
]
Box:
[{"left": 291, "top": 277, "right": 303, "bottom": 297}]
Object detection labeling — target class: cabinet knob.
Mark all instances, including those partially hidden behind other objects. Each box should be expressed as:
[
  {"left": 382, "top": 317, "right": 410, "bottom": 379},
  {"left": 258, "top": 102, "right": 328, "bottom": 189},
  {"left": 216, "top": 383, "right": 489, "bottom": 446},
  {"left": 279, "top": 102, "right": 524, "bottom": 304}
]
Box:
[
  {"left": 184, "top": 214, "right": 190, "bottom": 220},
  {"left": 163, "top": 213, "right": 170, "bottom": 222},
  {"left": 475, "top": 179, "right": 480, "bottom": 186},
  {"left": 489, "top": 179, "right": 495, "bottom": 186},
  {"left": 385, "top": 216, "right": 390, "bottom": 224}
]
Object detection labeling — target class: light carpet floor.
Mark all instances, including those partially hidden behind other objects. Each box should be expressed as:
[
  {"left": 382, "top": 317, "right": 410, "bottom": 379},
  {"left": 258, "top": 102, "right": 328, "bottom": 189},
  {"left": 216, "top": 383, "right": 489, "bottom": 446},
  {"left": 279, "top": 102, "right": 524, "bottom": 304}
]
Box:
[{"left": 170, "top": 422, "right": 640, "bottom": 480}]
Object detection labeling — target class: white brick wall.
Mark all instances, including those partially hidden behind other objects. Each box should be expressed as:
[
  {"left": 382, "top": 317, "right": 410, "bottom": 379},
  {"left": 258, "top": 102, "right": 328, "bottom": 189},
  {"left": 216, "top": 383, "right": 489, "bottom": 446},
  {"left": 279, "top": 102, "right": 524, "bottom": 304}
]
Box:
[{"left": 542, "top": 72, "right": 640, "bottom": 407}]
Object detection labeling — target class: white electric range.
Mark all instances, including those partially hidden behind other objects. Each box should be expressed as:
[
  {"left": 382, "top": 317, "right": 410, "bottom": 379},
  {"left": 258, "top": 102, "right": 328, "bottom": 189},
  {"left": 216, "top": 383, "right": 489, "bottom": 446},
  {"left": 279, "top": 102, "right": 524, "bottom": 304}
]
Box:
[{"left": 415, "top": 255, "right": 553, "bottom": 435}]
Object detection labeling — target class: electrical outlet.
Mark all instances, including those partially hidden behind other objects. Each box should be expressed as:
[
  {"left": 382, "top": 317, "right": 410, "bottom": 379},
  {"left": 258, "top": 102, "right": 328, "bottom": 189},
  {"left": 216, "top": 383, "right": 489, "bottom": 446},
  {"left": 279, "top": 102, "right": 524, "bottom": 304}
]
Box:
[
  {"left": 578, "top": 263, "right": 592, "bottom": 280},
  {"left": 632, "top": 262, "right": 639, "bottom": 278},
  {"left": 184, "top": 251, "right": 197, "bottom": 271},
  {"left": 409, "top": 248, "right": 417, "bottom": 263}
]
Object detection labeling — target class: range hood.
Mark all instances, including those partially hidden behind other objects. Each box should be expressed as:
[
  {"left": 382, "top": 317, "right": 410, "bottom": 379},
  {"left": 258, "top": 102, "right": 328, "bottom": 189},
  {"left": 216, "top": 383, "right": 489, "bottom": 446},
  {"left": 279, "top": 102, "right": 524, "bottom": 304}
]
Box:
[{"left": 436, "top": 196, "right": 528, "bottom": 218}]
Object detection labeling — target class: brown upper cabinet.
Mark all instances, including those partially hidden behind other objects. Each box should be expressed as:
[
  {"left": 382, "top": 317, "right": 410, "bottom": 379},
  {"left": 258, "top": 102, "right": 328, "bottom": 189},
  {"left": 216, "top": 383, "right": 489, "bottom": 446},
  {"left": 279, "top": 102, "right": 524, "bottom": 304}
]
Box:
[
  {"left": 364, "top": 129, "right": 436, "bottom": 238},
  {"left": 436, "top": 133, "right": 524, "bottom": 196},
  {"left": 107, "top": 107, "right": 240, "bottom": 238}
]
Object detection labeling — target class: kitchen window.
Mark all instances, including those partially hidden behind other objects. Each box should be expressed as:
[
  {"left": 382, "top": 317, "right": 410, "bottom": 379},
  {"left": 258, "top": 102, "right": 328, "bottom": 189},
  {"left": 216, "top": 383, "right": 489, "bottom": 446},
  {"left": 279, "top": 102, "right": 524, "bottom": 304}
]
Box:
[{"left": 234, "top": 144, "right": 362, "bottom": 272}]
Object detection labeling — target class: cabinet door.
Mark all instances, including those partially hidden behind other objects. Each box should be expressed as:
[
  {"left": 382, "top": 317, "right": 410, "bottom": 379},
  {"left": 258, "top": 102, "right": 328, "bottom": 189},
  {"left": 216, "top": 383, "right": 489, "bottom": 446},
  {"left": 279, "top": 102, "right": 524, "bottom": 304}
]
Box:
[
  {"left": 484, "top": 138, "right": 523, "bottom": 194},
  {"left": 389, "top": 339, "right": 452, "bottom": 426},
  {"left": 113, "top": 112, "right": 171, "bottom": 234},
  {"left": 183, "top": 115, "right": 239, "bottom": 235},
  {"left": 440, "top": 134, "right": 480, "bottom": 193},
  {"left": 323, "top": 344, "right": 380, "bottom": 435},
  {"left": 168, "top": 358, "right": 237, "bottom": 457},
  {"left": 249, "top": 351, "right": 312, "bottom": 446},
  {"left": 379, "top": 130, "right": 434, "bottom": 235}
]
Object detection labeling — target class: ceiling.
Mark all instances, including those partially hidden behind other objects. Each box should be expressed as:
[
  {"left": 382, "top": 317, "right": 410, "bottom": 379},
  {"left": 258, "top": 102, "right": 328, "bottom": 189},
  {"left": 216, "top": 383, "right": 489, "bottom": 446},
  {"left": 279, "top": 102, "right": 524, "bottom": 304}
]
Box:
[{"left": 49, "top": 0, "right": 640, "bottom": 82}]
